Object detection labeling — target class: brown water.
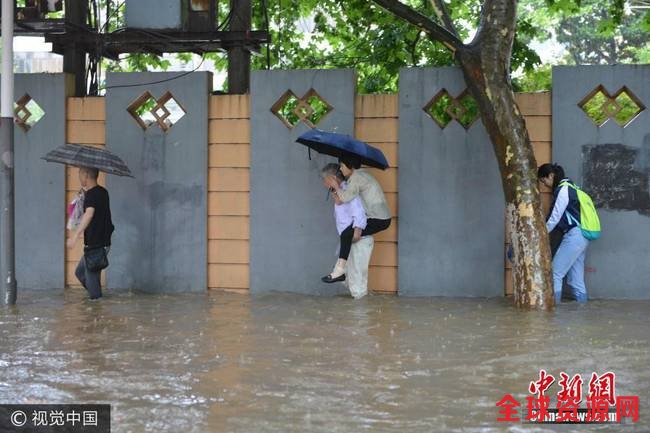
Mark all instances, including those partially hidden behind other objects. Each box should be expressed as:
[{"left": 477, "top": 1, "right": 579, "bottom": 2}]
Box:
[{"left": 1, "top": 289, "right": 648, "bottom": 433}]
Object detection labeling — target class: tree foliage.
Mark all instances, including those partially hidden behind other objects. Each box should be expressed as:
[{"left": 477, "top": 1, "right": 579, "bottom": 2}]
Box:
[
  {"left": 96, "top": 0, "right": 646, "bottom": 92},
  {"left": 519, "top": 0, "right": 650, "bottom": 66},
  {"left": 255, "top": 0, "right": 545, "bottom": 92}
]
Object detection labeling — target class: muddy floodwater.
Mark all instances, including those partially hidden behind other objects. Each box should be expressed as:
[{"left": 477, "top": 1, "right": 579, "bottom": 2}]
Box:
[{"left": 1, "top": 289, "right": 649, "bottom": 432}]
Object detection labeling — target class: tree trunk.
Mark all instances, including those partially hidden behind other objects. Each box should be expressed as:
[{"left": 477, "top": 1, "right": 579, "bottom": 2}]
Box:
[
  {"left": 370, "top": 0, "right": 555, "bottom": 309},
  {"left": 455, "top": 0, "right": 554, "bottom": 309}
]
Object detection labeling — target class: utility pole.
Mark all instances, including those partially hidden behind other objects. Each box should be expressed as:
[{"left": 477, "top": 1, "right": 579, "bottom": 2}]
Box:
[
  {"left": 227, "top": 0, "right": 251, "bottom": 94},
  {"left": 64, "top": 0, "right": 88, "bottom": 96},
  {"left": 1, "top": 0, "right": 17, "bottom": 305}
]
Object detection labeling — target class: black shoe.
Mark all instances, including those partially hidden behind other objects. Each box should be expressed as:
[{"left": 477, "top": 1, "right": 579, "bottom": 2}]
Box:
[{"left": 322, "top": 273, "right": 346, "bottom": 283}]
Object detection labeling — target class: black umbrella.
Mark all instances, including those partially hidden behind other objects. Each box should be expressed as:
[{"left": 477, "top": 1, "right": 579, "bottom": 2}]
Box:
[{"left": 42, "top": 144, "right": 133, "bottom": 177}]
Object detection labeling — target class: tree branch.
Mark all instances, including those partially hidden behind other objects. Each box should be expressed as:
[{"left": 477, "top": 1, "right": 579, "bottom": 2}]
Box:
[
  {"left": 428, "top": 0, "right": 459, "bottom": 37},
  {"left": 371, "top": 0, "right": 463, "bottom": 52},
  {"left": 410, "top": 30, "right": 422, "bottom": 66}
]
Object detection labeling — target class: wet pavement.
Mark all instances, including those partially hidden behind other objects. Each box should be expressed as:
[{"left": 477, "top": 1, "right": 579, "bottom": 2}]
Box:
[{"left": 1, "top": 289, "right": 649, "bottom": 432}]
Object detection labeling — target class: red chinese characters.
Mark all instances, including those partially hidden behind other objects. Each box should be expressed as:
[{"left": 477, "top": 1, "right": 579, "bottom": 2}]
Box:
[
  {"left": 525, "top": 369, "right": 555, "bottom": 421},
  {"left": 616, "top": 396, "right": 639, "bottom": 422},
  {"left": 585, "top": 395, "right": 610, "bottom": 422},
  {"left": 497, "top": 369, "right": 638, "bottom": 424},
  {"left": 556, "top": 372, "right": 583, "bottom": 422},
  {"left": 588, "top": 372, "right": 616, "bottom": 406},
  {"left": 496, "top": 394, "right": 521, "bottom": 421}
]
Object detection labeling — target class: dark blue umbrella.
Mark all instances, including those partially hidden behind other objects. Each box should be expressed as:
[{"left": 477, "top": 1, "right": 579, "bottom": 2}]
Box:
[{"left": 296, "top": 129, "right": 389, "bottom": 170}]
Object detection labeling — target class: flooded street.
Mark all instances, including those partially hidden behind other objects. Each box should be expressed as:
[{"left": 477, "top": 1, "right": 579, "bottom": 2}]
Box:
[{"left": 1, "top": 289, "right": 648, "bottom": 433}]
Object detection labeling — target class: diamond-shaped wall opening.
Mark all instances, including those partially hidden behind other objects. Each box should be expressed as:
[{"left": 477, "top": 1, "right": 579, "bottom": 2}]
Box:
[
  {"left": 127, "top": 91, "right": 186, "bottom": 131},
  {"left": 14, "top": 94, "right": 45, "bottom": 132},
  {"left": 271, "top": 90, "right": 301, "bottom": 128},
  {"left": 153, "top": 92, "right": 187, "bottom": 131},
  {"left": 424, "top": 90, "right": 453, "bottom": 128},
  {"left": 613, "top": 87, "right": 645, "bottom": 127},
  {"left": 456, "top": 92, "right": 480, "bottom": 129},
  {"left": 424, "top": 89, "right": 479, "bottom": 130},
  {"left": 127, "top": 92, "right": 158, "bottom": 130},
  {"left": 578, "top": 85, "right": 645, "bottom": 128},
  {"left": 579, "top": 87, "right": 610, "bottom": 126},
  {"left": 303, "top": 89, "right": 333, "bottom": 127},
  {"left": 270, "top": 89, "right": 333, "bottom": 129}
]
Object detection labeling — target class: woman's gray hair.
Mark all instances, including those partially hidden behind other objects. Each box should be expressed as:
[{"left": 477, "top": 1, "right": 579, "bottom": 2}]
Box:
[{"left": 321, "top": 163, "right": 344, "bottom": 181}]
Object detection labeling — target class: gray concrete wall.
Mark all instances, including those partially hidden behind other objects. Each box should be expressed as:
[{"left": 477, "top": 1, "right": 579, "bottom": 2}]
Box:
[
  {"left": 553, "top": 65, "right": 650, "bottom": 299},
  {"left": 0, "top": 73, "right": 67, "bottom": 290},
  {"left": 250, "top": 69, "right": 356, "bottom": 295},
  {"left": 398, "top": 67, "right": 504, "bottom": 297},
  {"left": 106, "top": 72, "right": 210, "bottom": 292},
  {"left": 126, "top": 0, "right": 182, "bottom": 29}
]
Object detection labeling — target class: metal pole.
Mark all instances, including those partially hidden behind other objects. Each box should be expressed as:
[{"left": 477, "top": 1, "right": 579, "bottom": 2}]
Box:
[{"left": 1, "top": 0, "right": 17, "bottom": 305}]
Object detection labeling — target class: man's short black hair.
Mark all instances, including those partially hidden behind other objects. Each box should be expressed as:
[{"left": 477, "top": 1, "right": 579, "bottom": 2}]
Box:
[{"left": 81, "top": 167, "right": 100, "bottom": 180}]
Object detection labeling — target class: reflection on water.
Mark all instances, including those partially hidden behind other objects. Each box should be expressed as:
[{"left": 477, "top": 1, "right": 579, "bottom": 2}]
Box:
[{"left": 1, "top": 290, "right": 648, "bottom": 432}]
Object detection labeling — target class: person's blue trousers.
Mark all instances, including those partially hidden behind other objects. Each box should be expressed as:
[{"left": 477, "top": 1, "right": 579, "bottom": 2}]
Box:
[{"left": 552, "top": 227, "right": 589, "bottom": 303}]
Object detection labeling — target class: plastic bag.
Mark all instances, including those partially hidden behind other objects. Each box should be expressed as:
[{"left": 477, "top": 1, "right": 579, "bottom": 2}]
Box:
[
  {"left": 67, "top": 190, "right": 85, "bottom": 231},
  {"left": 344, "top": 236, "right": 374, "bottom": 299}
]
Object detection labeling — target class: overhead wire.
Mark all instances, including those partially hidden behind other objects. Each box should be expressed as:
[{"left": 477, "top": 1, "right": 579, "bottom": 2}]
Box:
[{"left": 92, "top": 1, "right": 263, "bottom": 92}]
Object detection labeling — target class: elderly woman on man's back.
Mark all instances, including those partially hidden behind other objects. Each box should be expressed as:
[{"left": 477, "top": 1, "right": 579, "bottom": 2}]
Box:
[{"left": 319, "top": 156, "right": 391, "bottom": 297}]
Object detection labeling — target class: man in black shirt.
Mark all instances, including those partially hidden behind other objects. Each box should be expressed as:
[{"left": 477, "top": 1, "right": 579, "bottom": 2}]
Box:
[{"left": 67, "top": 167, "right": 114, "bottom": 299}]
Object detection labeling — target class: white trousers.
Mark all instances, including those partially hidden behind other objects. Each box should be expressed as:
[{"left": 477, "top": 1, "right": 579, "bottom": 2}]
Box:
[{"left": 344, "top": 236, "right": 374, "bottom": 299}]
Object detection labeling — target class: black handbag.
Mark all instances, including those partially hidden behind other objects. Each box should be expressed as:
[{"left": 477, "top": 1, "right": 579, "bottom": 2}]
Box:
[{"left": 84, "top": 246, "right": 109, "bottom": 272}]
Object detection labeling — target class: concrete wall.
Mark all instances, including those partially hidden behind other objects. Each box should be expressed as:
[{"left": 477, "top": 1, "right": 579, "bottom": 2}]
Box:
[
  {"left": 61, "top": 90, "right": 553, "bottom": 296},
  {"left": 208, "top": 91, "right": 550, "bottom": 297},
  {"left": 207, "top": 93, "right": 401, "bottom": 294},
  {"left": 249, "top": 69, "right": 356, "bottom": 295},
  {"left": 126, "top": 0, "right": 182, "bottom": 29},
  {"left": 398, "top": 67, "right": 504, "bottom": 297},
  {"left": 217, "top": 88, "right": 550, "bottom": 298},
  {"left": 553, "top": 65, "right": 650, "bottom": 299},
  {"left": 0, "top": 74, "right": 68, "bottom": 290},
  {"left": 105, "top": 72, "right": 211, "bottom": 292}
]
